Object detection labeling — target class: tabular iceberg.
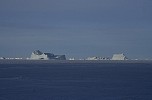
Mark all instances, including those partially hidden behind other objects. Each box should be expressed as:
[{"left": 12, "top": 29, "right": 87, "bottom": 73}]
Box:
[{"left": 112, "top": 53, "right": 128, "bottom": 60}]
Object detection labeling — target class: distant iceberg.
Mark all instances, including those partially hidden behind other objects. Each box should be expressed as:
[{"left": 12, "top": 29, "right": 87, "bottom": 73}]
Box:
[
  {"left": 0, "top": 57, "right": 5, "bottom": 60},
  {"left": 112, "top": 53, "right": 128, "bottom": 60},
  {"left": 86, "top": 56, "right": 110, "bottom": 60},
  {"left": 30, "top": 50, "right": 66, "bottom": 60}
]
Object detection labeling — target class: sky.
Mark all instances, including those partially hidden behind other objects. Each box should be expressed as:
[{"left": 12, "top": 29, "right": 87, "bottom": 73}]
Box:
[{"left": 0, "top": 0, "right": 152, "bottom": 59}]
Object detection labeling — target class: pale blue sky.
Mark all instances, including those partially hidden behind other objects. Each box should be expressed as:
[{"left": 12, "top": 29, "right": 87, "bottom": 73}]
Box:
[{"left": 0, "top": 0, "right": 152, "bottom": 59}]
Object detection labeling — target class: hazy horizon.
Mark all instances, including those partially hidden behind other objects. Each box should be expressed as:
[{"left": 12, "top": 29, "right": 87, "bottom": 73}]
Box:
[{"left": 0, "top": 0, "right": 152, "bottom": 59}]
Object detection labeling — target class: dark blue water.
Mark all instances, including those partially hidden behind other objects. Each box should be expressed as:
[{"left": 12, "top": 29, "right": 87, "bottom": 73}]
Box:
[{"left": 0, "top": 63, "right": 152, "bottom": 100}]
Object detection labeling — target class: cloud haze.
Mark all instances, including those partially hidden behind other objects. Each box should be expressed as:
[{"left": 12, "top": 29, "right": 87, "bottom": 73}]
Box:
[{"left": 0, "top": 0, "right": 152, "bottom": 59}]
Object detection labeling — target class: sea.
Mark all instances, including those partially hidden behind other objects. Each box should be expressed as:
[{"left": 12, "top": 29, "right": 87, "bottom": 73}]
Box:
[{"left": 0, "top": 60, "right": 152, "bottom": 100}]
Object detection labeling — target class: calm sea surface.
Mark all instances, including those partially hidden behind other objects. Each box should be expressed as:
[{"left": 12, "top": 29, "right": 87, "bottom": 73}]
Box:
[{"left": 0, "top": 63, "right": 152, "bottom": 100}]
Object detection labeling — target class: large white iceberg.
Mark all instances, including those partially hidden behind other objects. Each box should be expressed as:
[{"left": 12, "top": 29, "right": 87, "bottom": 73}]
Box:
[
  {"left": 112, "top": 53, "right": 128, "bottom": 60},
  {"left": 30, "top": 50, "right": 66, "bottom": 60}
]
